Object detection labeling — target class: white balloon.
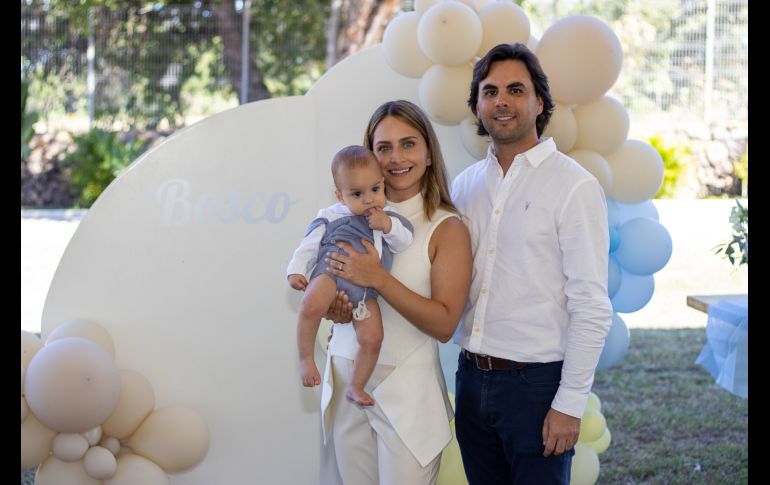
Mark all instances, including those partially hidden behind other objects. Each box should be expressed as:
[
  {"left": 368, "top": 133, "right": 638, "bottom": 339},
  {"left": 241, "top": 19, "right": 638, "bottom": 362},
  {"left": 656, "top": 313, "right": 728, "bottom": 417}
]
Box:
[
  {"left": 46, "top": 319, "right": 116, "bottom": 358},
  {"left": 21, "top": 363, "right": 26, "bottom": 394},
  {"left": 418, "top": 63, "right": 474, "bottom": 125},
  {"left": 35, "top": 456, "right": 101, "bottom": 485},
  {"left": 460, "top": 116, "right": 492, "bottom": 160},
  {"left": 53, "top": 433, "right": 90, "bottom": 462},
  {"left": 128, "top": 406, "right": 209, "bottom": 473},
  {"left": 101, "top": 436, "right": 122, "bottom": 456},
  {"left": 101, "top": 369, "right": 156, "bottom": 440},
  {"left": 22, "top": 395, "right": 30, "bottom": 422},
  {"left": 84, "top": 445, "right": 118, "bottom": 480},
  {"left": 82, "top": 425, "right": 103, "bottom": 446},
  {"left": 105, "top": 454, "right": 170, "bottom": 485},
  {"left": 418, "top": 1, "right": 482, "bottom": 66},
  {"left": 21, "top": 411, "right": 57, "bottom": 469},
  {"left": 24, "top": 337, "right": 121, "bottom": 433},
  {"left": 21, "top": 330, "right": 44, "bottom": 368},
  {"left": 543, "top": 103, "right": 577, "bottom": 153},
  {"left": 536, "top": 15, "right": 623, "bottom": 105},
  {"left": 567, "top": 149, "right": 613, "bottom": 194},
  {"left": 606, "top": 140, "right": 664, "bottom": 204},
  {"left": 476, "top": 1, "right": 530, "bottom": 57},
  {"left": 573, "top": 96, "right": 629, "bottom": 155},
  {"left": 382, "top": 12, "right": 433, "bottom": 78}
]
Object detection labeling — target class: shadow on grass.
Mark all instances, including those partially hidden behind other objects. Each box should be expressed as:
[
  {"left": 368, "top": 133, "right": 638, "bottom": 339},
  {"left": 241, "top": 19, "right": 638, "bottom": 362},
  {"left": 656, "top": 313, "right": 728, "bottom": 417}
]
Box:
[{"left": 594, "top": 328, "right": 748, "bottom": 484}]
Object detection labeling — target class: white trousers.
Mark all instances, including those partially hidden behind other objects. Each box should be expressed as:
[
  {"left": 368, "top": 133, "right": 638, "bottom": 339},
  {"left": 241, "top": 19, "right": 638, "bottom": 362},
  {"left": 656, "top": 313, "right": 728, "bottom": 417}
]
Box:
[{"left": 329, "top": 356, "right": 441, "bottom": 485}]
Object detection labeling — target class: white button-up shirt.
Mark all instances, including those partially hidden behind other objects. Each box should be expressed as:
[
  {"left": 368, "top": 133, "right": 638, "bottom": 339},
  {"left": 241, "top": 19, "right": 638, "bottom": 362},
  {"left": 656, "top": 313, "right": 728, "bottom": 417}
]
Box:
[{"left": 451, "top": 137, "right": 612, "bottom": 418}]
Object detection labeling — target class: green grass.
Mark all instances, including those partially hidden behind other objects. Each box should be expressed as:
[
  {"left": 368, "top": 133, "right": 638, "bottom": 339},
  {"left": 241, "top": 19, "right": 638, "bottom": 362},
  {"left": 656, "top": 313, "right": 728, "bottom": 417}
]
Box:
[{"left": 593, "top": 328, "right": 748, "bottom": 484}]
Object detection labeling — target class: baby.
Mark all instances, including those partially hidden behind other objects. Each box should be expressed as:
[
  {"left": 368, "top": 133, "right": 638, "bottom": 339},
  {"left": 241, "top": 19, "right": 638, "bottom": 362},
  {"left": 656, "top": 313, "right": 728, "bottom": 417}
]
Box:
[{"left": 286, "top": 145, "right": 413, "bottom": 406}]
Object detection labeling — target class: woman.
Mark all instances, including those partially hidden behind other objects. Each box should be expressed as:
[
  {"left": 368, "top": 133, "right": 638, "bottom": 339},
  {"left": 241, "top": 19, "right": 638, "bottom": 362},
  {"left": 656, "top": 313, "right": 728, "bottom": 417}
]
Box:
[{"left": 321, "top": 100, "right": 472, "bottom": 484}]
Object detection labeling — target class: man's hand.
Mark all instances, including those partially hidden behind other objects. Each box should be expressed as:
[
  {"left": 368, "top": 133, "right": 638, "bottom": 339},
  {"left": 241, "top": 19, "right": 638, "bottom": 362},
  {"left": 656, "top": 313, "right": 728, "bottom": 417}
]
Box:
[
  {"left": 324, "top": 291, "right": 353, "bottom": 323},
  {"left": 366, "top": 207, "right": 392, "bottom": 233},
  {"left": 542, "top": 408, "right": 580, "bottom": 456},
  {"left": 287, "top": 274, "right": 308, "bottom": 291}
]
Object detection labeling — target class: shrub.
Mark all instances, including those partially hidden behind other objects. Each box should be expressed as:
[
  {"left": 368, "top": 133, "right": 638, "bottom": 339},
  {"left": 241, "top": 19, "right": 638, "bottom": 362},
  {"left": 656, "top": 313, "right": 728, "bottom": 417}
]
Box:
[{"left": 648, "top": 134, "right": 692, "bottom": 198}]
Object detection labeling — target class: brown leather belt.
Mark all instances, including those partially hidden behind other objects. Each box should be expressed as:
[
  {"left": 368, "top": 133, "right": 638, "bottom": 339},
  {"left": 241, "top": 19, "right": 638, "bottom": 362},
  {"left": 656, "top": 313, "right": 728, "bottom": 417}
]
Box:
[{"left": 463, "top": 349, "right": 528, "bottom": 371}]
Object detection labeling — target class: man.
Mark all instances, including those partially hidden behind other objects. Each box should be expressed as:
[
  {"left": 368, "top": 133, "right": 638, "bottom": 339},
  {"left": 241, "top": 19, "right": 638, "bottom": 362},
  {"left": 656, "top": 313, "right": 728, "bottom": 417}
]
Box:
[{"left": 451, "top": 42, "right": 613, "bottom": 484}]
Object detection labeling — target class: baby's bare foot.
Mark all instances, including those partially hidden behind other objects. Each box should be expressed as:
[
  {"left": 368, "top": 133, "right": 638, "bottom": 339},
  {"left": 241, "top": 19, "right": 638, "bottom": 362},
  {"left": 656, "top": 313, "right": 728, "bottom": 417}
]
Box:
[
  {"left": 345, "top": 385, "right": 374, "bottom": 406},
  {"left": 300, "top": 359, "right": 321, "bottom": 387}
]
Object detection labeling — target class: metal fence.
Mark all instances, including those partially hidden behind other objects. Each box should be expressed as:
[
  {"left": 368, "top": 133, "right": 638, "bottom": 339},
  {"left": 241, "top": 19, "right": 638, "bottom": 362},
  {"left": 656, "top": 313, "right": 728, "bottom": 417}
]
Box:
[{"left": 21, "top": 1, "right": 748, "bottom": 132}]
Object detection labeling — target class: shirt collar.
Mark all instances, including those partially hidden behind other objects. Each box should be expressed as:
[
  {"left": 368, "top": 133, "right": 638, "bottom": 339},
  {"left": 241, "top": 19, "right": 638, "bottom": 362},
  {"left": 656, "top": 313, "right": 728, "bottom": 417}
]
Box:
[{"left": 485, "top": 137, "right": 557, "bottom": 169}]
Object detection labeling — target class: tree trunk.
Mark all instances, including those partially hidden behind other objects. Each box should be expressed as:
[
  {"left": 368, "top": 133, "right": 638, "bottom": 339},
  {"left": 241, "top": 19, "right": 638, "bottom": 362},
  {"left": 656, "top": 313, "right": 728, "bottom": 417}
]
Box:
[
  {"left": 212, "top": 0, "right": 271, "bottom": 102},
  {"left": 327, "top": 0, "right": 402, "bottom": 67}
]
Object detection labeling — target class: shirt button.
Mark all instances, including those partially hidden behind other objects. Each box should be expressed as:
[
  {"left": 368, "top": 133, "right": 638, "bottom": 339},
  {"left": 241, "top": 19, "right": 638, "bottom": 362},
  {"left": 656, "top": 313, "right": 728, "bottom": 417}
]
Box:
[
  {"left": 494, "top": 209, "right": 501, "bottom": 215},
  {"left": 488, "top": 248, "right": 495, "bottom": 254},
  {"left": 481, "top": 288, "right": 488, "bottom": 295},
  {"left": 473, "top": 328, "right": 480, "bottom": 333}
]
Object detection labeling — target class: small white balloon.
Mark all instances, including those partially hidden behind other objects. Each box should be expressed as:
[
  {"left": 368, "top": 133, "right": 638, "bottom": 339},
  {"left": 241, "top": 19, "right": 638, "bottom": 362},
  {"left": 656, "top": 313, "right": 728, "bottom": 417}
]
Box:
[
  {"left": 101, "top": 436, "right": 121, "bottom": 456},
  {"left": 573, "top": 96, "right": 629, "bottom": 155},
  {"left": 460, "top": 116, "right": 492, "bottom": 160},
  {"left": 418, "top": 63, "right": 474, "bottom": 125},
  {"left": 418, "top": 1, "right": 482, "bottom": 66},
  {"left": 53, "top": 432, "right": 90, "bottom": 462},
  {"left": 567, "top": 149, "right": 613, "bottom": 194},
  {"left": 22, "top": 395, "right": 30, "bottom": 422},
  {"left": 82, "top": 425, "right": 103, "bottom": 446},
  {"left": 543, "top": 103, "right": 577, "bottom": 153},
  {"left": 35, "top": 456, "right": 101, "bottom": 485},
  {"left": 104, "top": 454, "right": 170, "bottom": 485},
  {"left": 46, "top": 319, "right": 116, "bottom": 358},
  {"left": 21, "top": 330, "right": 44, "bottom": 368},
  {"left": 606, "top": 139, "right": 664, "bottom": 204},
  {"left": 382, "top": 11, "right": 433, "bottom": 78},
  {"left": 476, "top": 1, "right": 530, "bottom": 57},
  {"left": 84, "top": 445, "right": 118, "bottom": 480}
]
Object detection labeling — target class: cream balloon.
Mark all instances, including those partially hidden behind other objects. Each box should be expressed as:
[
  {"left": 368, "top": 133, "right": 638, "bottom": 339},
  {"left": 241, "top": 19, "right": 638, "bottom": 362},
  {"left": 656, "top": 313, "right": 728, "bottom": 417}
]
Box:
[
  {"left": 527, "top": 34, "right": 539, "bottom": 51},
  {"left": 128, "top": 406, "right": 209, "bottom": 473},
  {"left": 567, "top": 149, "right": 613, "bottom": 194},
  {"left": 316, "top": 319, "right": 333, "bottom": 356},
  {"left": 34, "top": 456, "right": 101, "bottom": 485},
  {"left": 101, "top": 368, "right": 156, "bottom": 440},
  {"left": 24, "top": 337, "right": 121, "bottom": 433},
  {"left": 101, "top": 436, "right": 122, "bottom": 456},
  {"left": 417, "top": 1, "right": 482, "bottom": 66},
  {"left": 414, "top": 0, "right": 440, "bottom": 15},
  {"left": 460, "top": 116, "right": 491, "bottom": 160},
  {"left": 84, "top": 445, "right": 118, "bottom": 480},
  {"left": 22, "top": 395, "right": 30, "bottom": 422},
  {"left": 82, "top": 425, "right": 103, "bottom": 446},
  {"left": 105, "top": 454, "right": 170, "bottom": 485},
  {"left": 21, "top": 330, "right": 44, "bottom": 368},
  {"left": 571, "top": 442, "right": 600, "bottom": 485},
  {"left": 52, "top": 432, "right": 90, "bottom": 462},
  {"left": 22, "top": 363, "right": 26, "bottom": 394},
  {"left": 542, "top": 103, "right": 577, "bottom": 153},
  {"left": 21, "top": 411, "right": 57, "bottom": 469},
  {"left": 46, "top": 319, "right": 116, "bottom": 358},
  {"left": 606, "top": 139, "right": 664, "bottom": 203},
  {"left": 382, "top": 12, "right": 433, "bottom": 78},
  {"left": 418, "top": 63, "right": 474, "bottom": 125},
  {"left": 587, "top": 427, "right": 612, "bottom": 454},
  {"left": 578, "top": 408, "right": 607, "bottom": 443},
  {"left": 585, "top": 391, "right": 602, "bottom": 412},
  {"left": 476, "top": 1, "right": 530, "bottom": 57},
  {"left": 536, "top": 15, "right": 623, "bottom": 105},
  {"left": 573, "top": 96, "right": 629, "bottom": 155}
]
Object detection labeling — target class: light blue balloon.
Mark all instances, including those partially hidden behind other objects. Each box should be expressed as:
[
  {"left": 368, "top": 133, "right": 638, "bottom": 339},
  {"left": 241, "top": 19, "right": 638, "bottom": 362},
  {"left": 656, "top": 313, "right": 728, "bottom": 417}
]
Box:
[
  {"left": 611, "top": 270, "right": 654, "bottom": 313},
  {"left": 597, "top": 313, "right": 630, "bottom": 370},
  {"left": 609, "top": 226, "right": 620, "bottom": 253},
  {"left": 616, "top": 199, "right": 659, "bottom": 225},
  {"left": 615, "top": 217, "right": 673, "bottom": 275},
  {"left": 606, "top": 198, "right": 621, "bottom": 228},
  {"left": 608, "top": 256, "right": 622, "bottom": 299},
  {"left": 439, "top": 340, "right": 461, "bottom": 394}
]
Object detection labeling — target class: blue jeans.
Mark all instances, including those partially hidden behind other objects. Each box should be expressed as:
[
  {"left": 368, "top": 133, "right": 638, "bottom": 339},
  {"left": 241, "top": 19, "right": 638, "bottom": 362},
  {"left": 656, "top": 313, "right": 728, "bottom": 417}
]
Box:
[{"left": 455, "top": 352, "right": 574, "bottom": 485}]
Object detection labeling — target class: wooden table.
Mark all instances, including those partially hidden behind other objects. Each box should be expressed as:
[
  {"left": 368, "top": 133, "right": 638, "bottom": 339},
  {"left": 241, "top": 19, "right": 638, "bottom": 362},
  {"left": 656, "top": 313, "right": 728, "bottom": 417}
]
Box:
[{"left": 686, "top": 294, "right": 748, "bottom": 314}]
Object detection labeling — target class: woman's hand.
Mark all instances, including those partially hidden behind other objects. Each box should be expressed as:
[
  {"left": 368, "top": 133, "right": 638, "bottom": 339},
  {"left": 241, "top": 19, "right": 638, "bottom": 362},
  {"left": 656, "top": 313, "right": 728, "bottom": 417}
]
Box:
[
  {"left": 325, "top": 240, "right": 388, "bottom": 290},
  {"left": 324, "top": 290, "right": 353, "bottom": 324}
]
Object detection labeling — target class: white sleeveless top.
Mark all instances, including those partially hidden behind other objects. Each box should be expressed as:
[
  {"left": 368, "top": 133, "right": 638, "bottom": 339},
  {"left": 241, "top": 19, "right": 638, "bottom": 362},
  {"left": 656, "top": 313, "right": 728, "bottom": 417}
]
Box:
[{"left": 322, "top": 192, "right": 457, "bottom": 467}]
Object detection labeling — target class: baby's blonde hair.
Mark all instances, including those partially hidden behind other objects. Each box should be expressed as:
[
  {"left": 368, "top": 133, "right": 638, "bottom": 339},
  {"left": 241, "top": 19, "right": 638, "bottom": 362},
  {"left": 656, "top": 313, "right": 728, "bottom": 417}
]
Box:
[{"left": 331, "top": 145, "right": 381, "bottom": 188}]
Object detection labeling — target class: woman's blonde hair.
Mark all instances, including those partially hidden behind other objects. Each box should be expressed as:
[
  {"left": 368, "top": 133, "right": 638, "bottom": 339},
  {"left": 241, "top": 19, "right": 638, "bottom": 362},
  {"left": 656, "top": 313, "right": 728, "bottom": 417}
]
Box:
[{"left": 364, "top": 100, "right": 458, "bottom": 220}]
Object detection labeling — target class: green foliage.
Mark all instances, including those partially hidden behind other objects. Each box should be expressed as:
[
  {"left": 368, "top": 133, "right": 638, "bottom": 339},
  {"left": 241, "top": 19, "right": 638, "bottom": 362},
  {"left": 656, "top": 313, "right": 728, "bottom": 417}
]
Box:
[
  {"left": 21, "top": 80, "right": 39, "bottom": 157},
  {"left": 60, "top": 129, "right": 146, "bottom": 208},
  {"left": 714, "top": 200, "right": 748, "bottom": 267},
  {"left": 648, "top": 134, "right": 691, "bottom": 198},
  {"left": 180, "top": 38, "right": 239, "bottom": 120},
  {"left": 734, "top": 148, "right": 748, "bottom": 193}
]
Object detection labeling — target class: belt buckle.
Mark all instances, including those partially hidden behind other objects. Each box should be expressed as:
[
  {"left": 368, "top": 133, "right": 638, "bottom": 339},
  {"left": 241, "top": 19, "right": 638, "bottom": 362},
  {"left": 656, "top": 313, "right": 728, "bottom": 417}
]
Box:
[{"left": 474, "top": 353, "right": 493, "bottom": 371}]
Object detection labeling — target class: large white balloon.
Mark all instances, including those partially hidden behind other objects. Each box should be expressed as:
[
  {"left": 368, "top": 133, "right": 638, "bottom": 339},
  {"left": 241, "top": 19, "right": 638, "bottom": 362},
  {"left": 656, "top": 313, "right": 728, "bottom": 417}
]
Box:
[
  {"left": 101, "top": 369, "right": 156, "bottom": 440},
  {"left": 567, "top": 149, "right": 613, "bottom": 194},
  {"left": 542, "top": 103, "right": 577, "bottom": 153},
  {"left": 614, "top": 217, "right": 673, "bottom": 275},
  {"left": 35, "top": 456, "right": 101, "bottom": 485},
  {"left": 46, "top": 319, "right": 116, "bottom": 358},
  {"left": 21, "top": 411, "right": 57, "bottom": 469},
  {"left": 606, "top": 139, "right": 664, "bottom": 204},
  {"left": 417, "top": 1, "right": 482, "bottom": 66},
  {"left": 382, "top": 12, "right": 433, "bottom": 78},
  {"left": 476, "top": 1, "right": 530, "bottom": 57},
  {"left": 105, "top": 454, "right": 170, "bottom": 485},
  {"left": 24, "top": 337, "right": 121, "bottom": 433},
  {"left": 128, "top": 406, "right": 209, "bottom": 473},
  {"left": 460, "top": 116, "right": 491, "bottom": 160},
  {"left": 573, "top": 96, "right": 629, "bottom": 155},
  {"left": 21, "top": 330, "right": 44, "bottom": 368},
  {"left": 536, "top": 15, "right": 623, "bottom": 105},
  {"left": 418, "top": 63, "right": 474, "bottom": 125}
]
